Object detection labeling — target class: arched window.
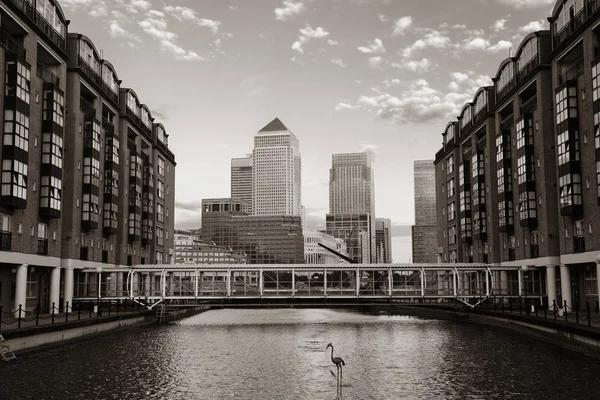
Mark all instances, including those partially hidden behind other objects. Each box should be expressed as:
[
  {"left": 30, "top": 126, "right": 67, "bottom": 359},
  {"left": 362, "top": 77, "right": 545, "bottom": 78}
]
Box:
[
  {"left": 517, "top": 38, "right": 538, "bottom": 71},
  {"left": 497, "top": 63, "right": 514, "bottom": 91}
]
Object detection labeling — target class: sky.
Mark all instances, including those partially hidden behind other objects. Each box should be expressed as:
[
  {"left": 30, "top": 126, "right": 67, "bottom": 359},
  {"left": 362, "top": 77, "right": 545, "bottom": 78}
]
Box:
[{"left": 60, "top": 0, "right": 557, "bottom": 262}]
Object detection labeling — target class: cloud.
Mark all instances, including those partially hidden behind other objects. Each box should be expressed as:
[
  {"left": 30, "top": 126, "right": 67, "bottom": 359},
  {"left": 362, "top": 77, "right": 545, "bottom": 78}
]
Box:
[
  {"left": 107, "top": 20, "right": 141, "bottom": 46},
  {"left": 379, "top": 14, "right": 388, "bottom": 23},
  {"left": 275, "top": 0, "right": 306, "bottom": 21},
  {"left": 392, "top": 16, "right": 412, "bottom": 35},
  {"left": 291, "top": 24, "right": 330, "bottom": 53},
  {"left": 492, "top": 18, "right": 508, "bottom": 32},
  {"left": 401, "top": 30, "right": 450, "bottom": 58},
  {"left": 125, "top": 0, "right": 151, "bottom": 14},
  {"left": 331, "top": 58, "right": 346, "bottom": 68},
  {"left": 328, "top": 39, "right": 339, "bottom": 46},
  {"left": 493, "top": 0, "right": 553, "bottom": 9},
  {"left": 163, "top": 6, "right": 221, "bottom": 34},
  {"left": 335, "top": 102, "right": 359, "bottom": 111},
  {"left": 139, "top": 11, "right": 204, "bottom": 61},
  {"left": 392, "top": 58, "right": 431, "bottom": 72},
  {"left": 59, "top": 0, "right": 108, "bottom": 17},
  {"left": 458, "top": 37, "right": 513, "bottom": 53},
  {"left": 518, "top": 19, "right": 547, "bottom": 33},
  {"left": 339, "top": 79, "right": 481, "bottom": 125},
  {"left": 368, "top": 56, "right": 383, "bottom": 69},
  {"left": 358, "top": 38, "right": 386, "bottom": 54},
  {"left": 358, "top": 141, "right": 379, "bottom": 153}
]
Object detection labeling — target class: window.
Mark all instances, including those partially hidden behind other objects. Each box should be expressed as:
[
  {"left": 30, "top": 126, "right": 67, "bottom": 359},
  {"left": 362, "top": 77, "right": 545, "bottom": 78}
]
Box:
[
  {"left": 446, "top": 154, "right": 454, "bottom": 175},
  {"left": 3, "top": 110, "right": 30, "bottom": 151},
  {"left": 156, "top": 251, "right": 163, "bottom": 264},
  {"left": 517, "top": 37, "right": 538, "bottom": 71},
  {"left": 474, "top": 91, "right": 487, "bottom": 115},
  {"left": 584, "top": 267, "right": 598, "bottom": 296},
  {"left": 101, "top": 65, "right": 119, "bottom": 93},
  {"left": 497, "top": 63, "right": 514, "bottom": 91},
  {"left": 157, "top": 203, "right": 164, "bottom": 223},
  {"left": 460, "top": 106, "right": 472, "bottom": 128},
  {"left": 79, "top": 40, "right": 100, "bottom": 74},
  {"left": 38, "top": 223, "right": 47, "bottom": 239},
  {"left": 447, "top": 202, "right": 456, "bottom": 222},
  {"left": 518, "top": 191, "right": 537, "bottom": 221},
  {"left": 158, "top": 156, "right": 165, "bottom": 176},
  {"left": 156, "top": 227, "right": 164, "bottom": 246},
  {"left": 445, "top": 124, "right": 455, "bottom": 144},
  {"left": 574, "top": 220, "right": 584, "bottom": 237},
  {"left": 498, "top": 199, "right": 514, "bottom": 228},
  {"left": 26, "top": 269, "right": 37, "bottom": 299},
  {"left": 36, "top": 0, "right": 65, "bottom": 37},
  {"left": 157, "top": 125, "right": 167, "bottom": 145},
  {"left": 127, "top": 92, "right": 139, "bottom": 115},
  {"left": 448, "top": 226, "right": 457, "bottom": 245},
  {"left": 554, "top": 1, "right": 584, "bottom": 33},
  {"left": 157, "top": 180, "right": 165, "bottom": 199}
]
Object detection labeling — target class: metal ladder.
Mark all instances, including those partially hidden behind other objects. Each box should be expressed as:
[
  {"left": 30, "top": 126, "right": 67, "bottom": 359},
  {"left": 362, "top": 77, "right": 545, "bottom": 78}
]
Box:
[{"left": 0, "top": 334, "right": 16, "bottom": 362}]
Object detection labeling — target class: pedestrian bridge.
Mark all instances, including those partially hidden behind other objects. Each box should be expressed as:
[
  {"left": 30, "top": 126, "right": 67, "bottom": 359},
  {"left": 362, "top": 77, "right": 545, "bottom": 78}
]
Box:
[{"left": 73, "top": 263, "right": 535, "bottom": 307}]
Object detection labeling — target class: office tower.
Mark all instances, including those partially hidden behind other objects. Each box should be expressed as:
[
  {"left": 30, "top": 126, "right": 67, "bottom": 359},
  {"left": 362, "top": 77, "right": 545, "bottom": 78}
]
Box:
[
  {"left": 304, "top": 230, "right": 349, "bottom": 264},
  {"left": 174, "top": 230, "right": 247, "bottom": 264},
  {"left": 0, "top": 4, "right": 176, "bottom": 316},
  {"left": 201, "top": 198, "right": 303, "bottom": 264},
  {"left": 231, "top": 154, "right": 253, "bottom": 214},
  {"left": 375, "top": 218, "right": 392, "bottom": 263},
  {"left": 412, "top": 161, "right": 437, "bottom": 263},
  {"left": 326, "top": 152, "right": 375, "bottom": 263},
  {"left": 252, "top": 118, "right": 301, "bottom": 216}
]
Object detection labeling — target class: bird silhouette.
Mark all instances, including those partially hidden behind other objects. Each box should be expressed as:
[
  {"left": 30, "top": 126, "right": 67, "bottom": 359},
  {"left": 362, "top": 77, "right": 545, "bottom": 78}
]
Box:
[{"left": 326, "top": 343, "right": 345, "bottom": 389}]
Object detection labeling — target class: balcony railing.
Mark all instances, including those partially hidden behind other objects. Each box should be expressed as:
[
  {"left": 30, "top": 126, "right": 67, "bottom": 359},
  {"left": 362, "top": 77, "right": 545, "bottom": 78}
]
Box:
[
  {"left": 36, "top": 62, "right": 60, "bottom": 86},
  {"left": 472, "top": 108, "right": 487, "bottom": 125},
  {"left": 102, "top": 119, "right": 115, "bottom": 136},
  {"left": 80, "top": 97, "right": 96, "bottom": 117},
  {"left": 554, "top": 7, "right": 587, "bottom": 48},
  {"left": 78, "top": 56, "right": 102, "bottom": 87},
  {"left": 520, "top": 95, "right": 538, "bottom": 114},
  {"left": 37, "top": 238, "right": 48, "bottom": 255},
  {"left": 573, "top": 236, "right": 586, "bottom": 253},
  {"left": 515, "top": 56, "right": 539, "bottom": 85},
  {"left": 0, "top": 29, "right": 26, "bottom": 59},
  {"left": 6, "top": 0, "right": 65, "bottom": 51},
  {"left": 100, "top": 81, "right": 119, "bottom": 106},
  {"left": 496, "top": 77, "right": 516, "bottom": 103},
  {"left": 558, "top": 58, "right": 584, "bottom": 85},
  {"left": 126, "top": 107, "right": 142, "bottom": 128},
  {"left": 0, "top": 231, "right": 12, "bottom": 251},
  {"left": 500, "top": 114, "right": 514, "bottom": 131}
]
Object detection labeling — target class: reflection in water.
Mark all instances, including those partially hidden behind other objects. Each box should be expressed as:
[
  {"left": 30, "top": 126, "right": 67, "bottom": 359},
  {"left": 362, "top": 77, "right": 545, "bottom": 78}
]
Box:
[{"left": 1, "top": 308, "right": 600, "bottom": 399}]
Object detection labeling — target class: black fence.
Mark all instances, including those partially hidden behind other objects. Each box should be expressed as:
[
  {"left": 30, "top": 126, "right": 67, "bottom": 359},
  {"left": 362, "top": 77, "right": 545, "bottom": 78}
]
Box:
[{"left": 0, "top": 299, "right": 150, "bottom": 333}]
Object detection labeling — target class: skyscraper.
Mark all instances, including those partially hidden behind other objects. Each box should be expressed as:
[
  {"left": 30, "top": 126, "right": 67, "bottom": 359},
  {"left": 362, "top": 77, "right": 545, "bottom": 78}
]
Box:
[
  {"left": 252, "top": 118, "right": 302, "bottom": 216},
  {"left": 375, "top": 218, "right": 392, "bottom": 263},
  {"left": 412, "top": 160, "right": 437, "bottom": 263},
  {"left": 326, "top": 152, "right": 375, "bottom": 263},
  {"left": 231, "top": 154, "right": 253, "bottom": 214}
]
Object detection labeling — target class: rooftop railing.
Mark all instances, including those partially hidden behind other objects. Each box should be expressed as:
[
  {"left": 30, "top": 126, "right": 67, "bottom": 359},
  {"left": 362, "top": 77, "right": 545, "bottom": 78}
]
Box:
[{"left": 6, "top": 0, "right": 65, "bottom": 51}]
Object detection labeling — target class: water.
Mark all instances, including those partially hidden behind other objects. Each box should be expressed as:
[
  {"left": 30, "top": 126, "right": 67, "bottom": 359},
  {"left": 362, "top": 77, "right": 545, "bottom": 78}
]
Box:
[{"left": 1, "top": 308, "right": 600, "bottom": 399}]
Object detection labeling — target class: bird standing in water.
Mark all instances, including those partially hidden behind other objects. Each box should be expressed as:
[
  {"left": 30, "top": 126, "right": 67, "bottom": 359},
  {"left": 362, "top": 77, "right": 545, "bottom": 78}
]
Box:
[{"left": 326, "top": 343, "right": 345, "bottom": 389}]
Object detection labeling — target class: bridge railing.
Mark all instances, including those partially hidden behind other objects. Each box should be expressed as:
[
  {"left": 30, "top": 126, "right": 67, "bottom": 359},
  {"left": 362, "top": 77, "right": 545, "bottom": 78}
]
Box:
[{"left": 72, "top": 265, "right": 529, "bottom": 301}]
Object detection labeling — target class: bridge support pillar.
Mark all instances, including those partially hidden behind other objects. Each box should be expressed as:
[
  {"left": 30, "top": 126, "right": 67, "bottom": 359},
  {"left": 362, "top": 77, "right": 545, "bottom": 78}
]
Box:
[
  {"left": 546, "top": 265, "right": 557, "bottom": 308},
  {"left": 259, "top": 269, "right": 263, "bottom": 298},
  {"left": 560, "top": 264, "right": 572, "bottom": 310}
]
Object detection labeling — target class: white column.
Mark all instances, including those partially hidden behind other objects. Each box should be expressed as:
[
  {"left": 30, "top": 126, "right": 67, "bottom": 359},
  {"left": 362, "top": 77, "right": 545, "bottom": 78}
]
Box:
[
  {"left": 546, "top": 265, "right": 557, "bottom": 309},
  {"left": 226, "top": 270, "right": 231, "bottom": 299},
  {"left": 291, "top": 268, "right": 295, "bottom": 298},
  {"left": 560, "top": 264, "right": 572, "bottom": 309},
  {"left": 49, "top": 267, "right": 61, "bottom": 312},
  {"left": 420, "top": 269, "right": 425, "bottom": 298},
  {"left": 14, "top": 264, "right": 28, "bottom": 317},
  {"left": 518, "top": 269, "right": 523, "bottom": 297},
  {"left": 259, "top": 269, "right": 263, "bottom": 298},
  {"left": 356, "top": 268, "right": 360, "bottom": 297},
  {"left": 388, "top": 268, "right": 392, "bottom": 297},
  {"left": 63, "top": 267, "right": 74, "bottom": 312},
  {"left": 323, "top": 269, "right": 327, "bottom": 298}
]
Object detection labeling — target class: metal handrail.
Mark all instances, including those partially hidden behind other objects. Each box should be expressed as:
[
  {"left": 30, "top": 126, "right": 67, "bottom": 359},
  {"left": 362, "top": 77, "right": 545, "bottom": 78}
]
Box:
[
  {"left": 558, "top": 58, "right": 584, "bottom": 85},
  {"left": 36, "top": 62, "right": 59, "bottom": 86},
  {"left": 0, "top": 29, "right": 26, "bottom": 59}
]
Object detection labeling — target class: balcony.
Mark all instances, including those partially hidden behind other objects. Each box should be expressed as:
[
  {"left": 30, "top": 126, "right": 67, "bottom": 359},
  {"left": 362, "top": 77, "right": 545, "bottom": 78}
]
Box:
[
  {"left": 0, "top": 29, "right": 26, "bottom": 59},
  {"left": 80, "top": 97, "right": 96, "bottom": 117},
  {"left": 573, "top": 236, "right": 586, "bottom": 253},
  {"left": 515, "top": 56, "right": 539, "bottom": 85},
  {"left": 472, "top": 108, "right": 487, "bottom": 126},
  {"left": 520, "top": 95, "right": 538, "bottom": 114},
  {"left": 500, "top": 114, "right": 514, "bottom": 131},
  {"left": 80, "top": 246, "right": 89, "bottom": 261},
  {"left": 36, "top": 62, "right": 59, "bottom": 86},
  {"left": 100, "top": 81, "right": 119, "bottom": 106},
  {"left": 126, "top": 107, "right": 142, "bottom": 129},
  {"left": 6, "top": 0, "right": 65, "bottom": 51},
  {"left": 594, "top": 42, "right": 600, "bottom": 60},
  {"left": 37, "top": 238, "right": 48, "bottom": 255},
  {"left": 77, "top": 56, "right": 102, "bottom": 87},
  {"left": 554, "top": 6, "right": 590, "bottom": 48},
  {"left": 102, "top": 119, "right": 115, "bottom": 136},
  {"left": 558, "top": 58, "right": 584, "bottom": 85},
  {"left": 0, "top": 231, "right": 12, "bottom": 251},
  {"left": 496, "top": 78, "right": 516, "bottom": 103}
]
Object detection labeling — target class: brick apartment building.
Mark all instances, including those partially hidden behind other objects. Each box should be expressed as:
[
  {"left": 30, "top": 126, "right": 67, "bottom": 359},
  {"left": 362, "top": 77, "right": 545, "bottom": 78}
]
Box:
[{"left": 0, "top": 0, "right": 176, "bottom": 315}]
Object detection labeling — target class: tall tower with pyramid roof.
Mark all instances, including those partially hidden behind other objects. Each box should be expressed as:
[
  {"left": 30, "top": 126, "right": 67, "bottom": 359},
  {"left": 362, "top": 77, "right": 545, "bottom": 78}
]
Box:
[{"left": 252, "top": 118, "right": 302, "bottom": 216}]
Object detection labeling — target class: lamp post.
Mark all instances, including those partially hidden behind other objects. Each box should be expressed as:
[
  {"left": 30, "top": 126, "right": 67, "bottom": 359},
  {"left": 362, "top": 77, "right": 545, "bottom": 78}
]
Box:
[{"left": 521, "top": 265, "right": 529, "bottom": 314}]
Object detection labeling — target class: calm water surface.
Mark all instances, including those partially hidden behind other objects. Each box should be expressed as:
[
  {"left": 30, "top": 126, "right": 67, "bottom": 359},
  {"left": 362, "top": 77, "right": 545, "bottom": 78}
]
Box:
[{"left": 1, "top": 308, "right": 600, "bottom": 399}]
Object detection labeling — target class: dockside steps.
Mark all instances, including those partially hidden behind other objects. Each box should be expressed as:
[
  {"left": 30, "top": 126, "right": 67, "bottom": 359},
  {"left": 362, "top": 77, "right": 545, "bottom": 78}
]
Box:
[{"left": 0, "top": 334, "right": 16, "bottom": 362}]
